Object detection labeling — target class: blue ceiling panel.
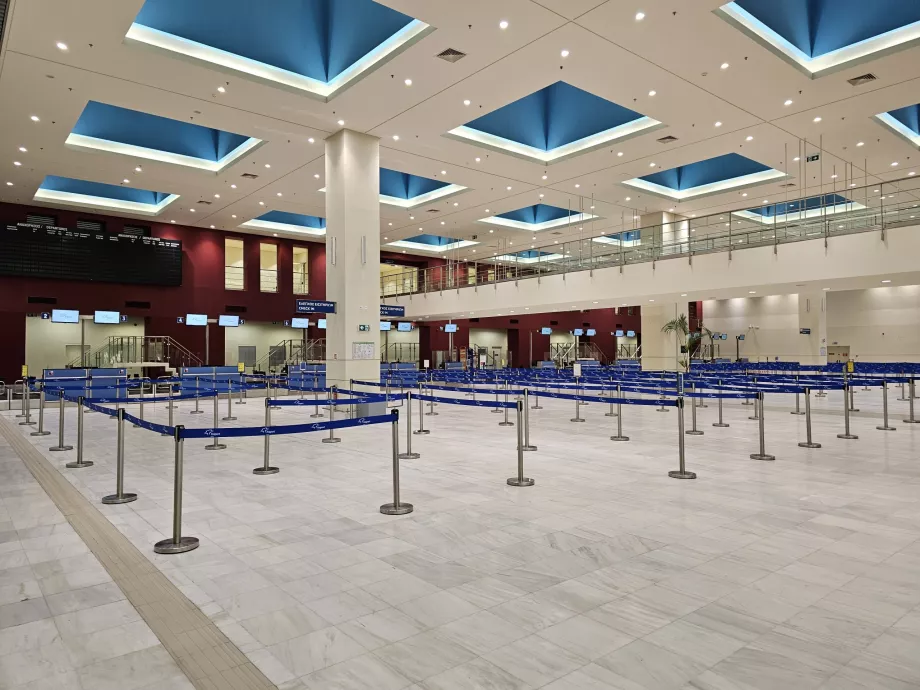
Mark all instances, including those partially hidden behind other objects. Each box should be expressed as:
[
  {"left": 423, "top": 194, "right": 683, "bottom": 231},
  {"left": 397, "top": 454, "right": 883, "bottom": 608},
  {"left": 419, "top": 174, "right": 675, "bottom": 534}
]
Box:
[
  {"left": 39, "top": 176, "right": 172, "bottom": 205},
  {"left": 731, "top": 0, "right": 920, "bottom": 58},
  {"left": 259, "top": 211, "right": 325, "bottom": 228},
  {"left": 512, "top": 250, "right": 556, "bottom": 259},
  {"left": 641, "top": 153, "right": 771, "bottom": 190},
  {"left": 401, "top": 234, "right": 459, "bottom": 246},
  {"left": 888, "top": 104, "right": 920, "bottom": 135},
  {"left": 380, "top": 168, "right": 449, "bottom": 200},
  {"left": 465, "top": 90, "right": 548, "bottom": 151},
  {"left": 133, "top": 0, "right": 416, "bottom": 83},
  {"left": 497, "top": 204, "right": 577, "bottom": 224},
  {"left": 745, "top": 194, "right": 850, "bottom": 217},
  {"left": 72, "top": 101, "right": 251, "bottom": 162}
]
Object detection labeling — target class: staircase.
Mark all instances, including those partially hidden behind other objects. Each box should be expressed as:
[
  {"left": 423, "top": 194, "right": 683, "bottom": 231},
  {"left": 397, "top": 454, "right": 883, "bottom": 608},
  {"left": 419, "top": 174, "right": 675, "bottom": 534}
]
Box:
[
  {"left": 68, "top": 336, "right": 201, "bottom": 373},
  {"left": 254, "top": 339, "right": 326, "bottom": 372}
]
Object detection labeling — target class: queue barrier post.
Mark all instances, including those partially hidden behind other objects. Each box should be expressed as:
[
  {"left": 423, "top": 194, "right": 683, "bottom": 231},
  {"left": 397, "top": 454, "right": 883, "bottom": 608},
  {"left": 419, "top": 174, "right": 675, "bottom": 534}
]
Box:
[
  {"left": 848, "top": 375, "right": 859, "bottom": 412},
  {"left": 254, "top": 398, "right": 280, "bottom": 475},
  {"left": 605, "top": 381, "right": 618, "bottom": 417},
  {"left": 500, "top": 383, "right": 514, "bottom": 426},
  {"left": 102, "top": 409, "right": 137, "bottom": 504},
  {"left": 31, "top": 387, "right": 51, "bottom": 437},
  {"left": 610, "top": 384, "right": 629, "bottom": 442},
  {"left": 66, "top": 396, "right": 94, "bottom": 469},
  {"left": 426, "top": 384, "right": 438, "bottom": 417},
  {"left": 18, "top": 381, "right": 34, "bottom": 426},
  {"left": 154, "top": 427, "right": 199, "bottom": 554},
  {"left": 380, "top": 410, "right": 413, "bottom": 515},
  {"left": 205, "top": 394, "right": 227, "bottom": 450},
  {"left": 491, "top": 386, "right": 503, "bottom": 414},
  {"left": 191, "top": 377, "right": 203, "bottom": 415},
  {"left": 792, "top": 376, "right": 805, "bottom": 416},
  {"left": 904, "top": 379, "right": 919, "bottom": 424},
  {"left": 531, "top": 387, "right": 542, "bottom": 410},
  {"left": 15, "top": 380, "right": 26, "bottom": 418},
  {"left": 222, "top": 387, "right": 237, "bottom": 421},
  {"left": 750, "top": 392, "right": 776, "bottom": 461},
  {"left": 570, "top": 386, "right": 585, "bottom": 423},
  {"left": 669, "top": 398, "right": 696, "bottom": 479},
  {"left": 877, "top": 380, "right": 896, "bottom": 432},
  {"left": 797, "top": 387, "right": 821, "bottom": 448},
  {"left": 742, "top": 377, "right": 755, "bottom": 406},
  {"left": 311, "top": 384, "right": 324, "bottom": 418},
  {"left": 239, "top": 374, "right": 247, "bottom": 404},
  {"left": 322, "top": 386, "right": 342, "bottom": 443},
  {"left": 413, "top": 385, "right": 429, "bottom": 436},
  {"left": 748, "top": 380, "right": 761, "bottom": 420},
  {"left": 399, "top": 392, "right": 420, "bottom": 459},
  {"left": 837, "top": 383, "right": 859, "bottom": 440},
  {"left": 686, "top": 383, "right": 704, "bottom": 436},
  {"left": 162, "top": 389, "right": 175, "bottom": 436},
  {"left": 713, "top": 379, "right": 729, "bottom": 428},
  {"left": 134, "top": 384, "right": 145, "bottom": 428},
  {"left": 49, "top": 392, "right": 73, "bottom": 452},
  {"left": 507, "top": 401, "right": 534, "bottom": 487},
  {"left": 522, "top": 389, "right": 537, "bottom": 451}
]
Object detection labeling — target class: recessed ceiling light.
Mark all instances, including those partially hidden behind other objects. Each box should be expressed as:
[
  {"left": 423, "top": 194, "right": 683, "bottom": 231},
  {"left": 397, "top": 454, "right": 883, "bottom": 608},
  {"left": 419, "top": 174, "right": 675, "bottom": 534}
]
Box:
[
  {"left": 392, "top": 135, "right": 399, "bottom": 141},
  {"left": 485, "top": 209, "right": 489, "bottom": 212},
  {"left": 668, "top": 207, "right": 675, "bottom": 211},
  {"left": 793, "top": 156, "right": 800, "bottom": 161},
  {"left": 13, "top": 161, "right": 21, "bottom": 167},
  {"left": 121, "top": 178, "right": 129, "bottom": 183},
  {"left": 259, "top": 201, "right": 265, "bottom": 205},
  {"left": 635, "top": 11, "right": 645, "bottom": 21},
  {"left": 18, "top": 147, "right": 26, "bottom": 153},
  {"left": 649, "top": 299, "right": 655, "bottom": 302},
  {"left": 30, "top": 115, "right": 40, "bottom": 122},
  {"left": 276, "top": 192, "right": 282, "bottom": 196},
  {"left": 506, "top": 186, "right": 512, "bottom": 190},
  {"left": 230, "top": 184, "right": 237, "bottom": 189},
  {"left": 625, "top": 196, "right": 631, "bottom": 201},
  {"left": 539, "top": 193, "right": 545, "bottom": 198},
  {"left": 849, "top": 183, "right": 857, "bottom": 187},
  {"left": 440, "top": 221, "right": 445, "bottom": 225},
  {"left": 404, "top": 78, "right": 412, "bottom": 86},
  {"left": 217, "top": 86, "right": 226, "bottom": 93},
  {"left": 762, "top": 199, "right": 768, "bottom": 203},
  {"left": 831, "top": 174, "right": 838, "bottom": 179},
  {"left": 561, "top": 49, "right": 569, "bottom": 58},
  {"left": 714, "top": 121, "right": 722, "bottom": 127},
  {"left": 823, "top": 287, "right": 830, "bottom": 291},
  {"left": 745, "top": 135, "right": 753, "bottom": 141},
  {"left": 308, "top": 137, "right": 315, "bottom": 143},
  {"left": 910, "top": 172, "right": 916, "bottom": 176},
  {"left": 314, "top": 173, "right": 320, "bottom": 179},
  {"left": 440, "top": 170, "right": 447, "bottom": 175},
  {"left": 410, "top": 215, "right": 414, "bottom": 219},
  {"left": 273, "top": 233, "right": 278, "bottom": 237},
  {"left": 742, "top": 193, "right": 748, "bottom": 197},
  {"left": 575, "top": 183, "right": 580, "bottom": 188},
  {"left": 542, "top": 174, "right": 547, "bottom": 180},
  {"left": 5, "top": 182, "right": 12, "bottom": 186},
  {"left": 463, "top": 99, "right": 471, "bottom": 106},
  {"left": 784, "top": 99, "right": 793, "bottom": 106},
  {"left": 383, "top": 236, "right": 388, "bottom": 240},
  {"left": 474, "top": 157, "right": 481, "bottom": 162},
  {"left": 680, "top": 293, "right": 687, "bottom": 297},
  {"left": 453, "top": 202, "right": 459, "bottom": 206},
  {"left": 210, "top": 225, "right": 215, "bottom": 229},
  {"left": 231, "top": 214, "right": 237, "bottom": 218},
  {"left": 499, "top": 20, "right": 508, "bottom": 29},
  {"left": 56, "top": 41, "right": 68, "bottom": 51},
  {"left": 891, "top": 161, "right": 899, "bottom": 167},
  {"left": 170, "top": 220, "right": 175, "bottom": 223},
  {"left": 648, "top": 90, "right": 656, "bottom": 97},
  {"left": 264, "top": 163, "right": 271, "bottom": 168},
  {"left": 489, "top": 229, "right": 494, "bottom": 233},
  {"left": 813, "top": 116, "right": 822, "bottom": 122},
  {"left": 214, "top": 193, "right": 220, "bottom": 198},
  {"left": 337, "top": 119, "right": 345, "bottom": 126},
  {"left": 856, "top": 141, "right": 864, "bottom": 147},
  {"left": 190, "top": 208, "right": 196, "bottom": 213},
  {"left": 135, "top": 166, "right": 142, "bottom": 173},
  {"left": 748, "top": 290, "right": 756, "bottom": 294},
  {"left": 720, "top": 62, "right": 729, "bottom": 69},
  {"left": 388, "top": 222, "right": 392, "bottom": 226}
]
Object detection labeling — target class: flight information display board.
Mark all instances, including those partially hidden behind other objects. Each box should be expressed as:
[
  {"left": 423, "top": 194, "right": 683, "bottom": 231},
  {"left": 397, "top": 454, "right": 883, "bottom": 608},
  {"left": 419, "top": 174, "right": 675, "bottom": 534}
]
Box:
[{"left": 0, "top": 222, "right": 182, "bottom": 286}]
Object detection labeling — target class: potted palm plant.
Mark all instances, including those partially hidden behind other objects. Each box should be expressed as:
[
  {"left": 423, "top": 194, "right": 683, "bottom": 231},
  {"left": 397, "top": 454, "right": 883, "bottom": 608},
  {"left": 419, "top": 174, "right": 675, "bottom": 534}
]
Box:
[{"left": 661, "top": 314, "right": 690, "bottom": 371}]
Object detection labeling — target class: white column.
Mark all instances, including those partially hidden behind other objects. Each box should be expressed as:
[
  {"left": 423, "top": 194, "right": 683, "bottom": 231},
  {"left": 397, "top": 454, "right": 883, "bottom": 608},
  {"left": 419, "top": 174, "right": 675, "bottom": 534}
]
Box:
[
  {"left": 797, "top": 291, "right": 827, "bottom": 366},
  {"left": 325, "top": 130, "right": 381, "bottom": 386},
  {"left": 641, "top": 302, "right": 680, "bottom": 371}
]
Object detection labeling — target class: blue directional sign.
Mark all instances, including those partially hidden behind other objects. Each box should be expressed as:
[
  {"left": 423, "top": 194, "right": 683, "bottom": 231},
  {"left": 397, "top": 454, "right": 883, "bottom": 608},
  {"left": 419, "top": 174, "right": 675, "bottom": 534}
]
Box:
[
  {"left": 295, "top": 300, "right": 336, "bottom": 314},
  {"left": 380, "top": 305, "right": 405, "bottom": 317}
]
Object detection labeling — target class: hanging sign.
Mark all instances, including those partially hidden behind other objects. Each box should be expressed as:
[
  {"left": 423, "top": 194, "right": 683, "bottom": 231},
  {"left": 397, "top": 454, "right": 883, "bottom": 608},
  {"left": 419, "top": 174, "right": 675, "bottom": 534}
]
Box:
[{"left": 295, "top": 300, "right": 336, "bottom": 314}]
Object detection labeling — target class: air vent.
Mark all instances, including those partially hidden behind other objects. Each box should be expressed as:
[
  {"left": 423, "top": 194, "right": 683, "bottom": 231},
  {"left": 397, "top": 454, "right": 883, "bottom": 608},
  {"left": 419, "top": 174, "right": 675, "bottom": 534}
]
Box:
[
  {"left": 225, "top": 305, "right": 247, "bottom": 313},
  {"left": 583, "top": 322, "right": 591, "bottom": 328},
  {"left": 28, "top": 296, "right": 57, "bottom": 304},
  {"left": 847, "top": 73, "right": 877, "bottom": 86},
  {"left": 469, "top": 317, "right": 480, "bottom": 323},
  {"left": 240, "top": 173, "right": 259, "bottom": 179},
  {"left": 196, "top": 200, "right": 213, "bottom": 205},
  {"left": 426, "top": 209, "right": 440, "bottom": 213},
  {"left": 510, "top": 318, "right": 519, "bottom": 324},
  {"left": 656, "top": 135, "right": 679, "bottom": 144},
  {"left": 122, "top": 224, "right": 151, "bottom": 237},
  {"left": 436, "top": 48, "right": 466, "bottom": 63},
  {"left": 26, "top": 213, "right": 57, "bottom": 226},
  {"left": 549, "top": 320, "right": 559, "bottom": 326},
  {"left": 780, "top": 183, "right": 797, "bottom": 188},
  {"left": 551, "top": 231, "right": 564, "bottom": 236},
  {"left": 125, "top": 300, "right": 150, "bottom": 309},
  {"left": 77, "top": 219, "right": 105, "bottom": 232}
]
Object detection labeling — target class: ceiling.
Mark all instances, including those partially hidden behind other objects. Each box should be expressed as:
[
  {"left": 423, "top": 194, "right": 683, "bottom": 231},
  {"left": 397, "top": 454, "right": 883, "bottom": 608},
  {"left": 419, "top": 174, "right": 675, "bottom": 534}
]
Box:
[{"left": 1, "top": 0, "right": 919, "bottom": 263}]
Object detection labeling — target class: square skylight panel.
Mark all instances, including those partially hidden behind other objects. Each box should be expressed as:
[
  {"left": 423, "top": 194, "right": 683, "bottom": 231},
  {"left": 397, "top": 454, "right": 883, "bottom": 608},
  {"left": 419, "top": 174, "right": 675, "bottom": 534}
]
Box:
[
  {"left": 34, "top": 176, "right": 179, "bottom": 216},
  {"left": 479, "top": 204, "right": 599, "bottom": 232},
  {"left": 874, "top": 103, "right": 920, "bottom": 148},
  {"left": 241, "top": 211, "right": 326, "bottom": 236}
]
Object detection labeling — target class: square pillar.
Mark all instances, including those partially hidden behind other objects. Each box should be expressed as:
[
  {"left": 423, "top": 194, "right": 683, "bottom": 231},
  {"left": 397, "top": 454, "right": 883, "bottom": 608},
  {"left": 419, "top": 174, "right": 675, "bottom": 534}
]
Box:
[
  {"left": 325, "top": 130, "right": 381, "bottom": 386},
  {"left": 641, "top": 302, "right": 680, "bottom": 371}
]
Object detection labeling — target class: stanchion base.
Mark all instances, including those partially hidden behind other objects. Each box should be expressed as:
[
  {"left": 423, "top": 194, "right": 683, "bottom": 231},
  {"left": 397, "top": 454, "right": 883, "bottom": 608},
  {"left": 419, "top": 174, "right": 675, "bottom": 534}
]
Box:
[
  {"left": 531, "top": 405, "right": 543, "bottom": 410},
  {"left": 310, "top": 414, "right": 325, "bottom": 418},
  {"left": 685, "top": 430, "right": 704, "bottom": 436},
  {"left": 522, "top": 445, "right": 537, "bottom": 451},
  {"left": 322, "top": 437, "right": 341, "bottom": 444},
  {"left": 499, "top": 421, "right": 515, "bottom": 427},
  {"left": 49, "top": 446, "right": 73, "bottom": 452},
  {"left": 238, "top": 401, "right": 247, "bottom": 405},
  {"left": 491, "top": 409, "right": 503, "bottom": 414},
  {"left": 205, "top": 443, "right": 228, "bottom": 450},
  {"left": 102, "top": 493, "right": 137, "bottom": 504},
  {"left": 413, "top": 429, "right": 430, "bottom": 435},
  {"left": 610, "top": 435, "right": 630, "bottom": 442},
  {"left": 790, "top": 411, "right": 805, "bottom": 416},
  {"left": 30, "top": 430, "right": 51, "bottom": 436},
  {"left": 836, "top": 434, "right": 859, "bottom": 440},
  {"left": 876, "top": 426, "right": 896, "bottom": 431},
  {"left": 570, "top": 418, "right": 585, "bottom": 423},
  {"left": 222, "top": 416, "right": 237, "bottom": 421},
  {"left": 712, "top": 423, "right": 730, "bottom": 428},
  {"left": 506, "top": 477, "right": 534, "bottom": 487},
  {"left": 748, "top": 416, "right": 760, "bottom": 421},
  {"left": 750, "top": 453, "right": 776, "bottom": 461},
  {"left": 65, "top": 460, "right": 94, "bottom": 469},
  {"left": 903, "top": 419, "right": 920, "bottom": 424},
  {"left": 154, "top": 536, "right": 199, "bottom": 554},
  {"left": 741, "top": 401, "right": 754, "bottom": 406},
  {"left": 698, "top": 403, "right": 709, "bottom": 408},
  {"left": 668, "top": 470, "right": 697, "bottom": 479},
  {"left": 398, "top": 452, "right": 420, "bottom": 459},
  {"left": 798, "top": 442, "right": 822, "bottom": 448},
  {"left": 657, "top": 408, "right": 670, "bottom": 413},
  {"left": 253, "top": 466, "right": 280, "bottom": 475},
  {"left": 380, "top": 502, "right": 413, "bottom": 515},
  {"left": 605, "top": 412, "right": 618, "bottom": 417},
  {"left": 189, "top": 410, "right": 204, "bottom": 415},
  {"left": 849, "top": 408, "right": 860, "bottom": 413},
  {"left": 18, "top": 421, "right": 35, "bottom": 426},
  {"left": 424, "top": 412, "right": 439, "bottom": 417}
]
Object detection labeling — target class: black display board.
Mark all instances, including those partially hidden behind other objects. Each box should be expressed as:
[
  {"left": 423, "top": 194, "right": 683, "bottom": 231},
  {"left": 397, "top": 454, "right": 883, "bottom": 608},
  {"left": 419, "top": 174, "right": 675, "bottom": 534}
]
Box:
[{"left": 0, "top": 222, "right": 182, "bottom": 286}]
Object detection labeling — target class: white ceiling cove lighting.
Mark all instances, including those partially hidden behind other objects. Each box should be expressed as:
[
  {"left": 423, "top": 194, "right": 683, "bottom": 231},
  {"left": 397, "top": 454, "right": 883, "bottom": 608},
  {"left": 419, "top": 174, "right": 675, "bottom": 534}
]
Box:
[
  {"left": 624, "top": 167, "right": 788, "bottom": 201},
  {"left": 478, "top": 210, "right": 600, "bottom": 233},
  {"left": 33, "top": 187, "right": 179, "bottom": 216}
]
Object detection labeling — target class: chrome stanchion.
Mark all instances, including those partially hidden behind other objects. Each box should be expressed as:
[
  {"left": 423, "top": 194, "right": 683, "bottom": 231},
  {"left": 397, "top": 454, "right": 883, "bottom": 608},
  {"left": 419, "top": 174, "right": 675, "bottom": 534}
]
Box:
[
  {"left": 154, "top": 426, "right": 199, "bottom": 554},
  {"left": 15, "top": 380, "right": 26, "bottom": 417},
  {"left": 222, "top": 387, "right": 236, "bottom": 421},
  {"left": 904, "top": 379, "right": 919, "bottom": 424},
  {"left": 190, "top": 377, "right": 203, "bottom": 415},
  {"left": 605, "top": 380, "right": 617, "bottom": 417},
  {"left": 413, "top": 385, "right": 429, "bottom": 435},
  {"left": 522, "top": 389, "right": 537, "bottom": 451},
  {"left": 380, "top": 411, "right": 413, "bottom": 515},
  {"left": 877, "top": 381, "right": 896, "bottom": 432},
  {"left": 570, "top": 387, "right": 585, "bottom": 423},
  {"left": 311, "top": 386, "right": 324, "bottom": 418},
  {"left": 30, "top": 387, "right": 50, "bottom": 437},
  {"left": 49, "top": 393, "right": 73, "bottom": 452},
  {"left": 500, "top": 383, "right": 514, "bottom": 426},
  {"left": 166, "top": 380, "right": 176, "bottom": 410},
  {"left": 531, "top": 385, "right": 542, "bottom": 410},
  {"left": 898, "top": 374, "right": 908, "bottom": 401},
  {"left": 669, "top": 398, "right": 696, "bottom": 479},
  {"left": 425, "top": 383, "right": 438, "bottom": 416},
  {"left": 399, "top": 391, "right": 420, "bottom": 459},
  {"left": 507, "top": 401, "right": 534, "bottom": 487},
  {"left": 102, "top": 409, "right": 136, "bottom": 503},
  {"left": 748, "top": 381, "right": 760, "bottom": 420},
  {"left": 491, "top": 385, "right": 503, "bottom": 414},
  {"left": 742, "top": 377, "right": 755, "bottom": 405},
  {"left": 18, "top": 381, "right": 34, "bottom": 426},
  {"left": 610, "top": 384, "right": 629, "bottom": 441},
  {"left": 239, "top": 374, "right": 246, "bottom": 404},
  {"left": 253, "top": 399, "right": 279, "bottom": 474},
  {"left": 657, "top": 384, "right": 669, "bottom": 412},
  {"left": 322, "top": 386, "right": 341, "bottom": 443},
  {"left": 798, "top": 387, "right": 821, "bottom": 448},
  {"left": 837, "top": 383, "right": 858, "bottom": 440},
  {"left": 686, "top": 383, "right": 704, "bottom": 436},
  {"left": 848, "top": 376, "right": 859, "bottom": 412},
  {"left": 698, "top": 381, "right": 708, "bottom": 408},
  {"left": 205, "top": 394, "right": 227, "bottom": 450},
  {"left": 713, "top": 380, "right": 729, "bottom": 428},
  {"left": 66, "top": 396, "right": 94, "bottom": 469},
  {"left": 134, "top": 383, "right": 145, "bottom": 428},
  {"left": 750, "top": 392, "right": 775, "bottom": 461},
  {"left": 791, "top": 377, "right": 805, "bottom": 415}
]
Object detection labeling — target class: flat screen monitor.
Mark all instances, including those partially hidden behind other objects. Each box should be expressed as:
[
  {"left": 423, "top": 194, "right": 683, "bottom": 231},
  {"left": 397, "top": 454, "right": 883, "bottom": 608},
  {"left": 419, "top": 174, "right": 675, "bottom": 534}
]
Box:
[
  {"left": 444, "top": 324, "right": 458, "bottom": 333},
  {"left": 586, "top": 328, "right": 597, "bottom": 336},
  {"left": 572, "top": 328, "right": 584, "bottom": 336},
  {"left": 291, "top": 317, "right": 311, "bottom": 329},
  {"left": 738, "top": 333, "right": 745, "bottom": 340},
  {"left": 380, "top": 321, "right": 392, "bottom": 331},
  {"left": 397, "top": 322, "right": 412, "bottom": 332},
  {"left": 93, "top": 310, "right": 120, "bottom": 324},
  {"left": 614, "top": 329, "right": 625, "bottom": 337},
  {"left": 185, "top": 313, "right": 207, "bottom": 326},
  {"left": 218, "top": 315, "right": 240, "bottom": 327},
  {"left": 626, "top": 330, "right": 636, "bottom": 337},
  {"left": 51, "top": 309, "right": 79, "bottom": 324},
  {"left": 540, "top": 327, "right": 552, "bottom": 335},
  {"left": 721, "top": 333, "right": 728, "bottom": 340},
  {"left": 317, "top": 318, "right": 327, "bottom": 329}
]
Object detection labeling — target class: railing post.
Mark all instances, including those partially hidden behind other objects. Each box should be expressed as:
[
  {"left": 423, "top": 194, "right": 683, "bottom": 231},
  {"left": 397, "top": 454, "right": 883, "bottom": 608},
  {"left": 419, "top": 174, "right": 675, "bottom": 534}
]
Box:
[
  {"left": 507, "top": 401, "right": 534, "bottom": 487},
  {"left": 381, "top": 410, "right": 414, "bottom": 515},
  {"left": 102, "top": 409, "right": 137, "bottom": 503},
  {"left": 522, "top": 389, "right": 537, "bottom": 451},
  {"left": 154, "top": 427, "right": 199, "bottom": 553},
  {"left": 877, "top": 380, "right": 895, "bottom": 432},
  {"left": 205, "top": 392, "right": 227, "bottom": 450},
  {"left": 399, "top": 391, "right": 421, "bottom": 459},
  {"left": 30, "top": 386, "right": 51, "bottom": 437},
  {"left": 66, "top": 396, "right": 94, "bottom": 469},
  {"left": 837, "top": 383, "right": 859, "bottom": 440},
  {"left": 686, "top": 383, "right": 704, "bottom": 435},
  {"left": 49, "top": 392, "right": 73, "bottom": 452},
  {"left": 750, "top": 392, "right": 776, "bottom": 460},
  {"left": 414, "top": 384, "right": 429, "bottom": 435},
  {"left": 322, "top": 386, "right": 342, "bottom": 443},
  {"left": 798, "top": 387, "right": 821, "bottom": 448},
  {"left": 610, "top": 384, "right": 629, "bottom": 441},
  {"left": 669, "top": 397, "right": 696, "bottom": 478},
  {"left": 254, "top": 398, "right": 279, "bottom": 474}
]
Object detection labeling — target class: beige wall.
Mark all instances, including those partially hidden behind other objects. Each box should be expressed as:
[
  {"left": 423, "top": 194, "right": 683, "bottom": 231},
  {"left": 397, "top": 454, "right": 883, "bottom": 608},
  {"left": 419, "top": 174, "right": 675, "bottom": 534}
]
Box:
[
  {"left": 827, "top": 286, "right": 920, "bottom": 362},
  {"left": 703, "top": 295, "right": 806, "bottom": 362},
  {"left": 469, "top": 328, "right": 508, "bottom": 351},
  {"left": 224, "top": 322, "right": 299, "bottom": 367},
  {"left": 25, "top": 315, "right": 144, "bottom": 373}
]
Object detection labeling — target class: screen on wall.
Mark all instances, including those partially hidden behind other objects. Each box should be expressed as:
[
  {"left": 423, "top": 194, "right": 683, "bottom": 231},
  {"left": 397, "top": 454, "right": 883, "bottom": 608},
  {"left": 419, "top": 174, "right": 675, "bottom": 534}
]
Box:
[
  {"left": 317, "top": 319, "right": 327, "bottom": 329},
  {"left": 380, "top": 321, "right": 392, "bottom": 331},
  {"left": 615, "top": 329, "right": 625, "bottom": 337},
  {"left": 626, "top": 330, "right": 636, "bottom": 337},
  {"left": 586, "top": 328, "right": 597, "bottom": 336},
  {"left": 218, "top": 315, "right": 240, "bottom": 327},
  {"left": 444, "top": 324, "right": 458, "bottom": 333},
  {"left": 721, "top": 333, "right": 728, "bottom": 340},
  {"left": 540, "top": 327, "right": 552, "bottom": 335},
  {"left": 397, "top": 322, "right": 412, "bottom": 332},
  {"left": 572, "top": 328, "right": 584, "bottom": 336},
  {"left": 93, "top": 310, "right": 120, "bottom": 324},
  {"left": 291, "top": 318, "right": 311, "bottom": 329},
  {"left": 185, "top": 314, "right": 207, "bottom": 326},
  {"left": 51, "top": 309, "right": 79, "bottom": 323}
]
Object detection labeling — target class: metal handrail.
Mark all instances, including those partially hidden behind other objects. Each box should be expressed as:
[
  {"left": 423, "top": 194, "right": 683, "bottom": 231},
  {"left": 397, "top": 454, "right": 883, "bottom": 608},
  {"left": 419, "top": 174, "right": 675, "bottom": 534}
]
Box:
[
  {"left": 67, "top": 336, "right": 202, "bottom": 369},
  {"left": 380, "top": 175, "right": 920, "bottom": 298}
]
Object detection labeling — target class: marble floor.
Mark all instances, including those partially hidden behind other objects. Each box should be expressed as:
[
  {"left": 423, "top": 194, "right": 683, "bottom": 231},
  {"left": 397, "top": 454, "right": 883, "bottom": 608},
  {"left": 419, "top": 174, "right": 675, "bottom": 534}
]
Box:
[{"left": 2, "top": 384, "right": 920, "bottom": 690}]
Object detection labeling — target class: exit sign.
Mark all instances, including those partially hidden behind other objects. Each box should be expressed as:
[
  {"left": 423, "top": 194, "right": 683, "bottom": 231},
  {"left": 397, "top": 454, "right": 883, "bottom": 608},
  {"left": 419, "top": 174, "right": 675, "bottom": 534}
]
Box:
[
  {"left": 358, "top": 324, "right": 370, "bottom": 332},
  {"left": 806, "top": 154, "right": 820, "bottom": 162}
]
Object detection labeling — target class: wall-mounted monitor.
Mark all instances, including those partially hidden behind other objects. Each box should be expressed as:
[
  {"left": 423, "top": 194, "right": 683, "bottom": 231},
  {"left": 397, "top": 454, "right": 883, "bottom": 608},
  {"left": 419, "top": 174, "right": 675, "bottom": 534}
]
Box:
[
  {"left": 540, "top": 327, "right": 552, "bottom": 335},
  {"left": 397, "top": 322, "right": 412, "bottom": 332},
  {"left": 614, "top": 329, "right": 625, "bottom": 337},
  {"left": 721, "top": 333, "right": 728, "bottom": 340},
  {"left": 317, "top": 318, "right": 327, "bottom": 329},
  {"left": 444, "top": 324, "right": 458, "bottom": 333},
  {"left": 185, "top": 313, "right": 207, "bottom": 326},
  {"left": 737, "top": 333, "right": 745, "bottom": 340},
  {"left": 93, "top": 310, "right": 120, "bottom": 324},
  {"left": 572, "top": 328, "right": 584, "bottom": 336},
  {"left": 380, "top": 321, "right": 392, "bottom": 331},
  {"left": 218, "top": 315, "right": 240, "bottom": 327},
  {"left": 291, "top": 317, "right": 311, "bottom": 329},
  {"left": 586, "top": 328, "right": 597, "bottom": 336},
  {"left": 626, "top": 330, "right": 636, "bottom": 337},
  {"left": 51, "top": 309, "right": 79, "bottom": 324}
]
